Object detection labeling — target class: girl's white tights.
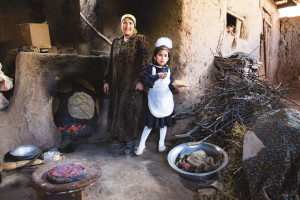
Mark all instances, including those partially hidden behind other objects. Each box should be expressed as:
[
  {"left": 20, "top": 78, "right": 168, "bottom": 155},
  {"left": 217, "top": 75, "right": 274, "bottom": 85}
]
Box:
[
  {"left": 159, "top": 126, "right": 167, "bottom": 148},
  {"left": 137, "top": 126, "right": 152, "bottom": 150},
  {"left": 136, "top": 126, "right": 167, "bottom": 155}
]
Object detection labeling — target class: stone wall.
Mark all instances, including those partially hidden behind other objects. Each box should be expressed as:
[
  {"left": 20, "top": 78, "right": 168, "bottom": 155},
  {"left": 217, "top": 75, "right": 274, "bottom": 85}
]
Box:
[{"left": 277, "top": 16, "right": 300, "bottom": 84}]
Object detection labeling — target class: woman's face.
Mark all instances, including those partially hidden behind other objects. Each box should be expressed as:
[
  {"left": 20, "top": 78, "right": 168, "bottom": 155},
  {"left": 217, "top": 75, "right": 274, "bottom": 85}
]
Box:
[
  {"left": 154, "top": 50, "right": 169, "bottom": 67},
  {"left": 121, "top": 18, "right": 135, "bottom": 38}
]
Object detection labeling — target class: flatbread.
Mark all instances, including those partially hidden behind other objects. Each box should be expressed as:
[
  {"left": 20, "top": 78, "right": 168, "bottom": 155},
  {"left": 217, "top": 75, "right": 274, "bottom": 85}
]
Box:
[{"left": 173, "top": 80, "right": 190, "bottom": 87}]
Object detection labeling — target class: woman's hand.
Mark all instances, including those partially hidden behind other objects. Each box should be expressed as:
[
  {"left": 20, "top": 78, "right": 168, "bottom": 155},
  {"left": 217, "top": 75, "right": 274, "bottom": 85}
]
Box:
[
  {"left": 135, "top": 82, "right": 144, "bottom": 91},
  {"left": 103, "top": 83, "right": 109, "bottom": 94},
  {"left": 158, "top": 72, "right": 167, "bottom": 79}
]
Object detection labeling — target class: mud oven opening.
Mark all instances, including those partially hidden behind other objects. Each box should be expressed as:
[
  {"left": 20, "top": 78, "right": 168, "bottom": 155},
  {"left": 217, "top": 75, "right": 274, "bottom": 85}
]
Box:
[
  {"left": 53, "top": 77, "right": 100, "bottom": 137},
  {"left": 0, "top": 52, "right": 108, "bottom": 158}
]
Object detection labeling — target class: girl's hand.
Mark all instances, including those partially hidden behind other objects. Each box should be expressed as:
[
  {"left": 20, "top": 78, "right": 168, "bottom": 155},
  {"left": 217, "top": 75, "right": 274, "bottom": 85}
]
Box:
[
  {"left": 136, "top": 82, "right": 144, "bottom": 90},
  {"left": 103, "top": 83, "right": 109, "bottom": 94},
  {"left": 158, "top": 72, "right": 167, "bottom": 79}
]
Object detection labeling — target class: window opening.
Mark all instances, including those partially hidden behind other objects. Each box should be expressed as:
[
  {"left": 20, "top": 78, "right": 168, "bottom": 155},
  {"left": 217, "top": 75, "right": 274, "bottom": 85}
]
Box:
[
  {"left": 227, "top": 13, "right": 237, "bottom": 33},
  {"left": 226, "top": 11, "right": 243, "bottom": 38}
]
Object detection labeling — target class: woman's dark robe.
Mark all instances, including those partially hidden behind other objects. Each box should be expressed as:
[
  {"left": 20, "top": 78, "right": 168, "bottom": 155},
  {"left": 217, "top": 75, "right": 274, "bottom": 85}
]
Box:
[{"left": 104, "top": 34, "right": 149, "bottom": 142}]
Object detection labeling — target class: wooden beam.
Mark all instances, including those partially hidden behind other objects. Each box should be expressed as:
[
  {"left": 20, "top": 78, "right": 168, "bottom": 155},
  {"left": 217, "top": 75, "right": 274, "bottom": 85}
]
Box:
[{"left": 275, "top": 0, "right": 298, "bottom": 9}]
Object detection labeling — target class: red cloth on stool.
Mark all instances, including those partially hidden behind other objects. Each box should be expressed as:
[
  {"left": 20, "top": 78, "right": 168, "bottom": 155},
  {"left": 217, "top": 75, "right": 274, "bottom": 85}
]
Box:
[{"left": 46, "top": 164, "right": 86, "bottom": 184}]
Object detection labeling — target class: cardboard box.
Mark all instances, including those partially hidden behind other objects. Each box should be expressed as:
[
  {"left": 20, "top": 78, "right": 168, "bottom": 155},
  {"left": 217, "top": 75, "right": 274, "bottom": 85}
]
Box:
[{"left": 18, "top": 23, "right": 51, "bottom": 49}]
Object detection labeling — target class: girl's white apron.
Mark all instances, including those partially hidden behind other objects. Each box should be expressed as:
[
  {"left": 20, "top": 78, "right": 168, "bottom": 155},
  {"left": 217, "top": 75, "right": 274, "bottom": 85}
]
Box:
[{"left": 148, "top": 67, "right": 174, "bottom": 118}]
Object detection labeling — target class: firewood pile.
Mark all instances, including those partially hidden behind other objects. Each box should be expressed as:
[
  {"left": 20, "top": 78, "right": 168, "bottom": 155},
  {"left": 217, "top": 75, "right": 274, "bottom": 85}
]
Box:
[{"left": 173, "top": 54, "right": 299, "bottom": 144}]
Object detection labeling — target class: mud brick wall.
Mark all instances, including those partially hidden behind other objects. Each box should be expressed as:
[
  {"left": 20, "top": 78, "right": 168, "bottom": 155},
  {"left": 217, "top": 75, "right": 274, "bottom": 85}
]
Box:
[
  {"left": 277, "top": 16, "right": 300, "bottom": 84},
  {"left": 80, "top": 0, "right": 280, "bottom": 107}
]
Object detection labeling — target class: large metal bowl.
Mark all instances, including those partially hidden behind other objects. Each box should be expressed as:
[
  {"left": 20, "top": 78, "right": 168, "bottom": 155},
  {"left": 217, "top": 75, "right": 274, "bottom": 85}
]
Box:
[
  {"left": 168, "top": 142, "right": 228, "bottom": 181},
  {"left": 10, "top": 145, "right": 42, "bottom": 160}
]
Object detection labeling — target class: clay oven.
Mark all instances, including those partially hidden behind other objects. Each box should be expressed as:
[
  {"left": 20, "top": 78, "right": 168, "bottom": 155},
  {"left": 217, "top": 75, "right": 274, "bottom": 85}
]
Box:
[{"left": 0, "top": 52, "right": 108, "bottom": 158}]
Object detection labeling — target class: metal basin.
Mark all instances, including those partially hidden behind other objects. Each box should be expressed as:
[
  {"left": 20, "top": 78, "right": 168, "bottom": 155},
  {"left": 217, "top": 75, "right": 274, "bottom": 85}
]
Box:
[
  {"left": 10, "top": 145, "right": 42, "bottom": 160},
  {"left": 167, "top": 142, "right": 228, "bottom": 181}
]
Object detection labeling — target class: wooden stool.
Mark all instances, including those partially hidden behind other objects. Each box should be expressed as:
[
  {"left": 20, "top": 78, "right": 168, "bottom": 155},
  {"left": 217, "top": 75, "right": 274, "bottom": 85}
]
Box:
[{"left": 31, "top": 159, "right": 101, "bottom": 200}]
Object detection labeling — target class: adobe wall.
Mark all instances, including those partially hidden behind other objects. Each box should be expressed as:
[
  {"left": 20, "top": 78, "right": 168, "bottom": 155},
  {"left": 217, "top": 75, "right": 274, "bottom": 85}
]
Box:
[
  {"left": 79, "top": 0, "right": 281, "bottom": 138},
  {"left": 0, "top": 0, "right": 282, "bottom": 145},
  {"left": 80, "top": 0, "right": 280, "bottom": 107},
  {"left": 0, "top": 0, "right": 282, "bottom": 104},
  {"left": 177, "top": 0, "right": 280, "bottom": 105},
  {"left": 277, "top": 16, "right": 300, "bottom": 84}
]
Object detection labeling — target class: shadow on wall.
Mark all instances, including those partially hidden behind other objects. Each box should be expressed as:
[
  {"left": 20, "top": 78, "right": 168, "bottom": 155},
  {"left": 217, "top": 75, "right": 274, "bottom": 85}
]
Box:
[{"left": 83, "top": 0, "right": 183, "bottom": 72}]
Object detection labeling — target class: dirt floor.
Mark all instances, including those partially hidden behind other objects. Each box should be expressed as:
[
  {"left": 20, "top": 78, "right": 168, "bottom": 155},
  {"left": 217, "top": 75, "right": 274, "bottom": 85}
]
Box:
[{"left": 0, "top": 140, "right": 200, "bottom": 200}]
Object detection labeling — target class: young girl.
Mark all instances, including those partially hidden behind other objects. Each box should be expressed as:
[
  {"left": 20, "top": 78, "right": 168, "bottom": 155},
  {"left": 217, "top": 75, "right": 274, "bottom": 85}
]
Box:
[{"left": 135, "top": 37, "right": 181, "bottom": 156}]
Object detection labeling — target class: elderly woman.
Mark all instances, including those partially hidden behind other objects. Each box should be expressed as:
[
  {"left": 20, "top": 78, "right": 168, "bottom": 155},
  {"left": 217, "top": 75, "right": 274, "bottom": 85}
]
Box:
[{"left": 103, "top": 14, "right": 149, "bottom": 155}]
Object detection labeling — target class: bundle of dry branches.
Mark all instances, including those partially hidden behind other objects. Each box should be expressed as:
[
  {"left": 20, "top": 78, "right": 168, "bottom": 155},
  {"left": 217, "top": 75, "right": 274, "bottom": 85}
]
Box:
[{"left": 173, "top": 54, "right": 298, "bottom": 145}]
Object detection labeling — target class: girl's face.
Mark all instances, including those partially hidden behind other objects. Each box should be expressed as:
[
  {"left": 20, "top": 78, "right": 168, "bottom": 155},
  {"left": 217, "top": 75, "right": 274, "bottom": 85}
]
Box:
[
  {"left": 154, "top": 50, "right": 169, "bottom": 67},
  {"left": 121, "top": 18, "right": 135, "bottom": 38}
]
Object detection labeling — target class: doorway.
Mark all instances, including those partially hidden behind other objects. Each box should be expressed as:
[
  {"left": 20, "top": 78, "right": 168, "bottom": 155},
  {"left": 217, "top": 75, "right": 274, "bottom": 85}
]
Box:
[{"left": 259, "top": 8, "right": 271, "bottom": 79}]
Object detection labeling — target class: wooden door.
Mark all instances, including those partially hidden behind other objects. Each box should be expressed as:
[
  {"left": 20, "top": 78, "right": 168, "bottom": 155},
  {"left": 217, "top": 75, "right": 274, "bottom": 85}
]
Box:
[{"left": 259, "top": 9, "right": 271, "bottom": 79}]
